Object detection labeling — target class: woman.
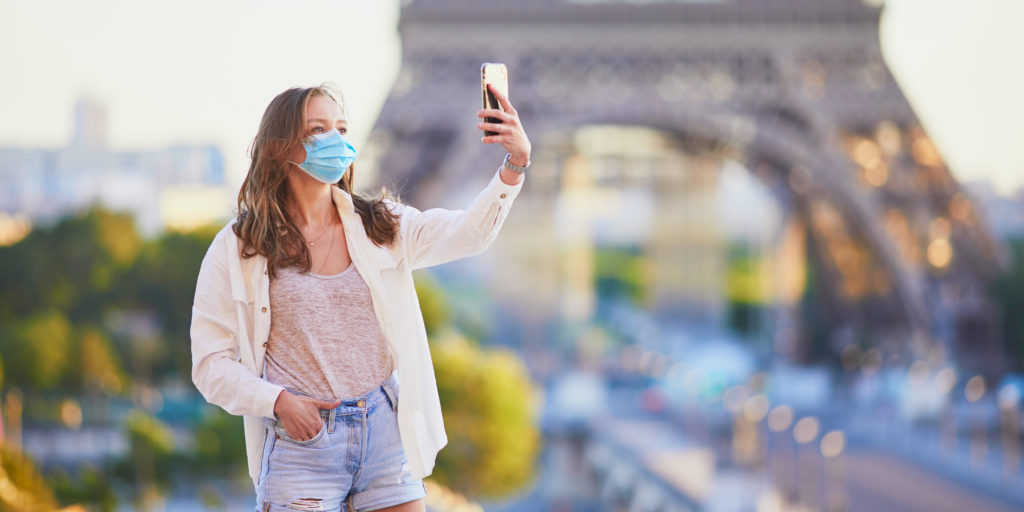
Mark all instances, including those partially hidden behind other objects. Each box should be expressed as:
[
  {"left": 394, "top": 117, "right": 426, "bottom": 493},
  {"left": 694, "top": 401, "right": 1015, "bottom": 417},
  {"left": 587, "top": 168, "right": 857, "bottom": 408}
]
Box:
[{"left": 190, "top": 82, "right": 530, "bottom": 512}]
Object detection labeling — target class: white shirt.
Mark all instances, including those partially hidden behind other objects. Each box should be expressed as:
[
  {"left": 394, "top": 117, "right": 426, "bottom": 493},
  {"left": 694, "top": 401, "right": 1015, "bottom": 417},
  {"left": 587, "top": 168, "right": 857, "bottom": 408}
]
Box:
[{"left": 190, "top": 167, "right": 524, "bottom": 488}]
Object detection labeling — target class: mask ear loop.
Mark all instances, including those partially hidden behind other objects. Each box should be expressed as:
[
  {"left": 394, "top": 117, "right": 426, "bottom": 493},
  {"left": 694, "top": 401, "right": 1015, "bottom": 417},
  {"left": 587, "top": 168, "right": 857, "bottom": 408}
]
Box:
[
  {"left": 288, "top": 129, "right": 319, "bottom": 166},
  {"left": 287, "top": 138, "right": 310, "bottom": 168}
]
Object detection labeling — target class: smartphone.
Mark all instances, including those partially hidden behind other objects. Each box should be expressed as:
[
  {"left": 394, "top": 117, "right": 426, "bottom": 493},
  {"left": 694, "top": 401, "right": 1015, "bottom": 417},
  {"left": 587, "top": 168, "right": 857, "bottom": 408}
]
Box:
[{"left": 481, "top": 63, "right": 508, "bottom": 137}]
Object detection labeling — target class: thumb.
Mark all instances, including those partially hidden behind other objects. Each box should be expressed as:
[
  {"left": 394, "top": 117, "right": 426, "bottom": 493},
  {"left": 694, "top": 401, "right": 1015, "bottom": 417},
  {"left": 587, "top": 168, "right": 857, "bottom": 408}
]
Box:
[{"left": 314, "top": 398, "right": 342, "bottom": 409}]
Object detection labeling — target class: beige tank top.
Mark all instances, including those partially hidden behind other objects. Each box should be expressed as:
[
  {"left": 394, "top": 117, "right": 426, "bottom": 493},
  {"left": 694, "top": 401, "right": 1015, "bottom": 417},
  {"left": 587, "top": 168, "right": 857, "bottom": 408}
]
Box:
[{"left": 264, "top": 261, "right": 394, "bottom": 400}]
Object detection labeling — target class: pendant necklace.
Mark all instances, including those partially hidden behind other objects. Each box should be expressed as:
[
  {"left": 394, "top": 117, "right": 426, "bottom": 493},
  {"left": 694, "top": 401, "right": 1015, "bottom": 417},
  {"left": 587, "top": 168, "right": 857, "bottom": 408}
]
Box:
[{"left": 305, "top": 219, "right": 334, "bottom": 247}]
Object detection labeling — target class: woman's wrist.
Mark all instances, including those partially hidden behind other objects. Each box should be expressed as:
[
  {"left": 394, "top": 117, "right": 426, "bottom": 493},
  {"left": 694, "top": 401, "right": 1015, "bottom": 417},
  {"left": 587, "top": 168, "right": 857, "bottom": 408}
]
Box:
[
  {"left": 273, "top": 389, "right": 289, "bottom": 417},
  {"left": 499, "top": 166, "right": 525, "bottom": 186},
  {"left": 507, "top": 153, "right": 529, "bottom": 167}
]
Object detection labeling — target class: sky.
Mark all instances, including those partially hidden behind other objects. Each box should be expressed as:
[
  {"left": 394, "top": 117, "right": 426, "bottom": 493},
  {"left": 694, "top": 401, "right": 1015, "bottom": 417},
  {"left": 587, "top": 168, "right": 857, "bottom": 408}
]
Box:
[
  {"left": 1, "top": 0, "right": 1022, "bottom": 194},
  {"left": 0, "top": 0, "right": 402, "bottom": 189},
  {"left": 879, "top": 0, "right": 1024, "bottom": 195}
]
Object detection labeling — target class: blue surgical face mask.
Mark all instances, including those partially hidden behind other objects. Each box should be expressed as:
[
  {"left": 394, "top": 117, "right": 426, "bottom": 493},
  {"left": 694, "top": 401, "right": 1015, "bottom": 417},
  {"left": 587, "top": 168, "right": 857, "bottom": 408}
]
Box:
[{"left": 288, "top": 128, "right": 358, "bottom": 184}]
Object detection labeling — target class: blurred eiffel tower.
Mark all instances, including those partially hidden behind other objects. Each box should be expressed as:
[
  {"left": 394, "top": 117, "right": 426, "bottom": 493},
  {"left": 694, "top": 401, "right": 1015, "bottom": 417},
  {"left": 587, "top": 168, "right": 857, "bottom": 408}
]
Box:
[{"left": 365, "top": 0, "right": 1005, "bottom": 373}]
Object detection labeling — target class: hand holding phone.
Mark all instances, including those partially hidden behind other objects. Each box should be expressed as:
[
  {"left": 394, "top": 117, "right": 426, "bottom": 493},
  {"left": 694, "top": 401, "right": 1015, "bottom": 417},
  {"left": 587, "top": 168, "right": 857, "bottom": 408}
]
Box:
[
  {"left": 481, "top": 63, "right": 508, "bottom": 137},
  {"left": 477, "top": 62, "right": 532, "bottom": 176}
]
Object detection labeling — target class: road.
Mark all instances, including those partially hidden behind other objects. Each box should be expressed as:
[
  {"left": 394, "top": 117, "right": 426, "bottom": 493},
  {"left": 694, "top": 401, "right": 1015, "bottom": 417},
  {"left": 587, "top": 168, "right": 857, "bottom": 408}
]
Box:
[{"left": 843, "top": 450, "right": 1019, "bottom": 512}]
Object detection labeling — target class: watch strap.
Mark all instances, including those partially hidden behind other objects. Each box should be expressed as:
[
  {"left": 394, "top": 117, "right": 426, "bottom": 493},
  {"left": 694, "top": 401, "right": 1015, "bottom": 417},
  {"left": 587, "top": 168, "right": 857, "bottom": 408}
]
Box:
[{"left": 503, "top": 153, "right": 529, "bottom": 174}]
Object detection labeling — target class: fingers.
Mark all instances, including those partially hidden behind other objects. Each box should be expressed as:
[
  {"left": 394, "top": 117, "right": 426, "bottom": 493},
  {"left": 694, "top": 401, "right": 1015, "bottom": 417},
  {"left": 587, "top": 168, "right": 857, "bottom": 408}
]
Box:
[
  {"left": 478, "top": 119, "right": 527, "bottom": 146},
  {"left": 487, "top": 83, "right": 517, "bottom": 115},
  {"left": 477, "top": 121, "right": 512, "bottom": 134},
  {"left": 289, "top": 398, "right": 335, "bottom": 439},
  {"left": 314, "top": 398, "right": 342, "bottom": 410},
  {"left": 280, "top": 413, "right": 320, "bottom": 440},
  {"left": 477, "top": 89, "right": 529, "bottom": 155},
  {"left": 477, "top": 108, "right": 517, "bottom": 125},
  {"left": 481, "top": 134, "right": 515, "bottom": 144},
  {"left": 296, "top": 421, "right": 319, "bottom": 440}
]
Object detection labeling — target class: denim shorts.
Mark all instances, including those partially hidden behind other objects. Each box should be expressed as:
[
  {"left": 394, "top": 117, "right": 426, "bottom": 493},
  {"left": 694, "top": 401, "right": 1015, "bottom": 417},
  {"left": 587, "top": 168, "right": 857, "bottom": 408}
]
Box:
[{"left": 255, "top": 371, "right": 427, "bottom": 512}]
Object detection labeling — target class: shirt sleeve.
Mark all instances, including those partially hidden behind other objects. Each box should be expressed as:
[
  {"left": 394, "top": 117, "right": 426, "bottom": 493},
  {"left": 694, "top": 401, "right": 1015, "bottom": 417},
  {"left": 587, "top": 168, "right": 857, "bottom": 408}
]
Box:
[
  {"left": 391, "top": 166, "right": 524, "bottom": 271},
  {"left": 190, "top": 229, "right": 284, "bottom": 419}
]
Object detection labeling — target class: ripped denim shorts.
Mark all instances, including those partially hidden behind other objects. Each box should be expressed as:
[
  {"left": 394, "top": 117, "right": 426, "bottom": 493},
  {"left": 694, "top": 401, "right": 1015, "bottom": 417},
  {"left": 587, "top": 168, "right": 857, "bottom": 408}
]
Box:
[{"left": 254, "top": 370, "right": 426, "bottom": 511}]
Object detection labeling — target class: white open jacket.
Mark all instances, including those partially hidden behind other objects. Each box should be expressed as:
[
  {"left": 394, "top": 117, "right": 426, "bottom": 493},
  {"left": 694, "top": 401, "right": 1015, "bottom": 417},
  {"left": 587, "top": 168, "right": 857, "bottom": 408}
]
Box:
[{"left": 190, "top": 168, "right": 524, "bottom": 488}]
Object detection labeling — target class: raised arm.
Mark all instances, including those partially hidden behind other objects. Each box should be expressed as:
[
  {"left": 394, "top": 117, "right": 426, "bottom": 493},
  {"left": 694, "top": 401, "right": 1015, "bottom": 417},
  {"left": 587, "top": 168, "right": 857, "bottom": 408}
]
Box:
[
  {"left": 393, "top": 80, "right": 531, "bottom": 270},
  {"left": 391, "top": 167, "right": 524, "bottom": 271}
]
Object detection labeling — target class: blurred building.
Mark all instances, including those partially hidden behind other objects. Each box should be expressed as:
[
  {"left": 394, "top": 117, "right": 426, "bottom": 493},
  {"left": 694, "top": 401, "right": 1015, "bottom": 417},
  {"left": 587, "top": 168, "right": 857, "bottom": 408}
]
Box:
[
  {"left": 0, "top": 97, "right": 229, "bottom": 239},
  {"left": 367, "top": 0, "right": 1005, "bottom": 375}
]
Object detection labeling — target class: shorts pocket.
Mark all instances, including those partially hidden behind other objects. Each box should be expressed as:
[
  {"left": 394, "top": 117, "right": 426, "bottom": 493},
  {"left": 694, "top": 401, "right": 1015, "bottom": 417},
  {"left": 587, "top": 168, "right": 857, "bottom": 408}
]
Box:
[{"left": 273, "top": 419, "right": 327, "bottom": 446}]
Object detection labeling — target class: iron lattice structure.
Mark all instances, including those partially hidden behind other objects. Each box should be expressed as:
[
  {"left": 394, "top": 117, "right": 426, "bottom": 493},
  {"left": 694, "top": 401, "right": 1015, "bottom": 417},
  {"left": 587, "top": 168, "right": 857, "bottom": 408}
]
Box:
[{"left": 365, "top": 0, "right": 1004, "bottom": 372}]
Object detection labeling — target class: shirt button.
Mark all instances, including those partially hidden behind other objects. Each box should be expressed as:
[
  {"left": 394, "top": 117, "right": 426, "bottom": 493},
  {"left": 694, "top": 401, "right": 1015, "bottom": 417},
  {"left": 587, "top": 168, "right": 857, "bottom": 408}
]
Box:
[
  {"left": 263, "top": 342, "right": 268, "bottom": 348},
  {"left": 500, "top": 193, "right": 507, "bottom": 199},
  {"left": 261, "top": 307, "right": 267, "bottom": 313}
]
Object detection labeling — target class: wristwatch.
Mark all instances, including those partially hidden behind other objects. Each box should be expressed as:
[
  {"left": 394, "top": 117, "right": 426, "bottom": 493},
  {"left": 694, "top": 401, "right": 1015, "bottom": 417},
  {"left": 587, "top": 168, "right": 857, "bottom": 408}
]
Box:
[{"left": 503, "top": 153, "right": 530, "bottom": 174}]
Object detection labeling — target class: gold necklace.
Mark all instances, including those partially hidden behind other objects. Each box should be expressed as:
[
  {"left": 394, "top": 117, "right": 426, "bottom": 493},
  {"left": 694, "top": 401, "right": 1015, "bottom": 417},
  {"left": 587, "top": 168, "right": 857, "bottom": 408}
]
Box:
[
  {"left": 314, "top": 224, "right": 337, "bottom": 274},
  {"left": 305, "top": 218, "right": 335, "bottom": 247}
]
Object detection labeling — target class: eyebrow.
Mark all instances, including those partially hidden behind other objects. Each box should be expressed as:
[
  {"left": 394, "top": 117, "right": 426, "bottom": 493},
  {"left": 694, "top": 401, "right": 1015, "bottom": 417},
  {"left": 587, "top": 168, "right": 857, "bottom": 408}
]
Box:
[{"left": 307, "top": 118, "right": 348, "bottom": 125}]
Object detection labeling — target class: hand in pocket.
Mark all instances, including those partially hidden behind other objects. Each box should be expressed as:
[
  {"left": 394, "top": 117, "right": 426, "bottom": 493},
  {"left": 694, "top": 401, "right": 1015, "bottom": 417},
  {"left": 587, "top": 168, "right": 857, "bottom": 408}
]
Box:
[{"left": 273, "top": 390, "right": 340, "bottom": 441}]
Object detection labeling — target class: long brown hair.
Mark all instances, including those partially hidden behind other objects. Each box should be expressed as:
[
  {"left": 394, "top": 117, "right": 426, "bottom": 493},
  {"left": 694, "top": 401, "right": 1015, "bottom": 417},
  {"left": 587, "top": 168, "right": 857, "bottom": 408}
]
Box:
[{"left": 233, "top": 84, "right": 400, "bottom": 278}]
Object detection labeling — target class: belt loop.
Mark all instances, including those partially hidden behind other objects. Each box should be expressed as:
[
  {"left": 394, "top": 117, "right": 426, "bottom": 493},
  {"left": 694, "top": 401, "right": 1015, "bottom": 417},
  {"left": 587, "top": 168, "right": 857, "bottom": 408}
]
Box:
[
  {"left": 329, "top": 406, "right": 336, "bottom": 433},
  {"left": 383, "top": 381, "right": 398, "bottom": 412}
]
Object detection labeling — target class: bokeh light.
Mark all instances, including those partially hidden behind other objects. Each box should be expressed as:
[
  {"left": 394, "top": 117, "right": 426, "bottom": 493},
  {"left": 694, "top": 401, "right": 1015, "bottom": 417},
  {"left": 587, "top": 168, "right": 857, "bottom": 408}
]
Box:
[
  {"left": 935, "top": 367, "right": 958, "bottom": 395},
  {"left": 743, "top": 395, "right": 771, "bottom": 423},
  {"left": 794, "top": 417, "right": 821, "bottom": 444},
  {"left": 965, "top": 376, "right": 986, "bottom": 402},
  {"left": 820, "top": 431, "right": 846, "bottom": 458},
  {"left": 768, "top": 406, "right": 794, "bottom": 432}
]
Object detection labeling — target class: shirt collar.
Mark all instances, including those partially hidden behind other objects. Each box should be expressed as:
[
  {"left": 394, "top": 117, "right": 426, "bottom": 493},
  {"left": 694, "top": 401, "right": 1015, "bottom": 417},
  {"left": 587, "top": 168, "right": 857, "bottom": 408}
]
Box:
[{"left": 330, "top": 185, "right": 358, "bottom": 216}]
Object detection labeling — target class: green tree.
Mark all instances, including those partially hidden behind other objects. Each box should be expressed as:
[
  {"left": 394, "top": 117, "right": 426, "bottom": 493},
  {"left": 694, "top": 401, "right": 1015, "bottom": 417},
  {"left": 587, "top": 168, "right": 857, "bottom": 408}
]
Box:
[
  {"left": 725, "top": 243, "right": 771, "bottom": 336},
  {"left": 122, "top": 225, "right": 218, "bottom": 382},
  {"left": 189, "top": 407, "right": 248, "bottom": 480},
  {"left": 0, "top": 445, "right": 61, "bottom": 511},
  {"left": 430, "top": 332, "right": 540, "bottom": 499},
  {"left": 0, "top": 310, "right": 74, "bottom": 391},
  {"left": 49, "top": 464, "right": 117, "bottom": 512},
  {"left": 113, "top": 410, "right": 177, "bottom": 505},
  {"left": 77, "top": 327, "right": 129, "bottom": 396},
  {"left": 414, "top": 272, "right": 451, "bottom": 337},
  {"left": 0, "top": 206, "right": 142, "bottom": 328},
  {"left": 594, "top": 246, "right": 650, "bottom": 306}
]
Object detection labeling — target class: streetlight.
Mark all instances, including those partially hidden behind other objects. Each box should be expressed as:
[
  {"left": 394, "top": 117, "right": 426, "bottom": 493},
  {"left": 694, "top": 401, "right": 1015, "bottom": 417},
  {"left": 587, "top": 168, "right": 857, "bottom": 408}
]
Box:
[
  {"left": 767, "top": 406, "right": 795, "bottom": 502},
  {"left": 998, "top": 385, "right": 1020, "bottom": 482},
  {"left": 965, "top": 375, "right": 986, "bottom": 472},
  {"left": 794, "top": 416, "right": 821, "bottom": 511},
  {"left": 935, "top": 367, "right": 957, "bottom": 457},
  {"left": 821, "top": 431, "right": 848, "bottom": 512}
]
